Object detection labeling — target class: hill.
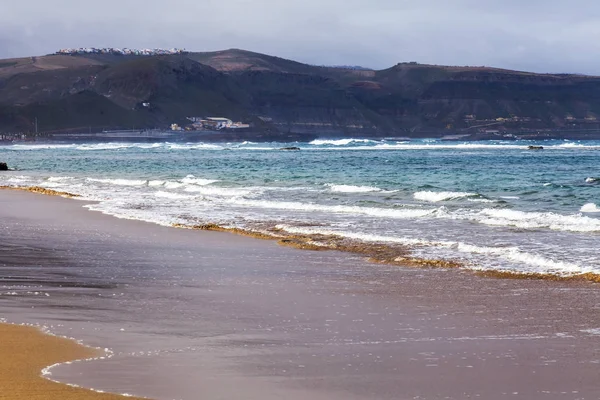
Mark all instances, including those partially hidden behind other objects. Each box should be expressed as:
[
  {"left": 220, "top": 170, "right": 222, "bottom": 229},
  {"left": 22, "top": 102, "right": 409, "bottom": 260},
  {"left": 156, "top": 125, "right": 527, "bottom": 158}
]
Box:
[{"left": 2, "top": 49, "right": 600, "bottom": 139}]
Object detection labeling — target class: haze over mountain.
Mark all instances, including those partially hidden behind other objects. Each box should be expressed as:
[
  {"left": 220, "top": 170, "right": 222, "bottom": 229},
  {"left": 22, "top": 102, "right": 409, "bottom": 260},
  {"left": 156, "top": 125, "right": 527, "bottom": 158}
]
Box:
[{"left": 2, "top": 48, "right": 600, "bottom": 140}]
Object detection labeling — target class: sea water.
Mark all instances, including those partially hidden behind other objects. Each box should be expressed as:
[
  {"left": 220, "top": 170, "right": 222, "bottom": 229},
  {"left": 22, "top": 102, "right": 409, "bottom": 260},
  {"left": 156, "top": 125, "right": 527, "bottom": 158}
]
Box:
[{"left": 1, "top": 138, "right": 599, "bottom": 277}]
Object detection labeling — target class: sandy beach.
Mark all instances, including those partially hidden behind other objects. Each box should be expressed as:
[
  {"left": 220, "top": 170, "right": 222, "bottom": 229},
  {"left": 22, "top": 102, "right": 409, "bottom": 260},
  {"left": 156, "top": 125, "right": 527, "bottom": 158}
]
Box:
[
  {"left": 0, "top": 323, "right": 143, "bottom": 400},
  {"left": 1, "top": 189, "right": 600, "bottom": 400}
]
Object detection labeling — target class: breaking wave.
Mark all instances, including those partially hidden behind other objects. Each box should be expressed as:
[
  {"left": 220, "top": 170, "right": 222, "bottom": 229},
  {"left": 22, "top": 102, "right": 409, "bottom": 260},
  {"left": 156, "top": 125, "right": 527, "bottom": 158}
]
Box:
[
  {"left": 414, "top": 191, "right": 478, "bottom": 202},
  {"left": 581, "top": 203, "right": 600, "bottom": 213},
  {"left": 476, "top": 208, "right": 600, "bottom": 232},
  {"left": 326, "top": 184, "right": 390, "bottom": 193},
  {"left": 309, "top": 139, "right": 379, "bottom": 146},
  {"left": 275, "top": 225, "right": 594, "bottom": 276}
]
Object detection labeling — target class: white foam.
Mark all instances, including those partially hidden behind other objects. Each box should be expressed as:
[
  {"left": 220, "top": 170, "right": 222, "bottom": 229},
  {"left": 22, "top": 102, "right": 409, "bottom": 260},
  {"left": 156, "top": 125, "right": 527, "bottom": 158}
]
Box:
[
  {"left": 275, "top": 225, "right": 595, "bottom": 276},
  {"left": 229, "top": 198, "right": 437, "bottom": 219},
  {"left": 87, "top": 178, "right": 147, "bottom": 186},
  {"left": 180, "top": 175, "right": 219, "bottom": 186},
  {"left": 47, "top": 176, "right": 75, "bottom": 182},
  {"left": 276, "top": 225, "right": 436, "bottom": 246},
  {"left": 148, "top": 180, "right": 166, "bottom": 187},
  {"left": 467, "top": 198, "right": 497, "bottom": 203},
  {"left": 309, "top": 139, "right": 378, "bottom": 146},
  {"left": 8, "top": 144, "right": 77, "bottom": 151},
  {"left": 477, "top": 208, "right": 600, "bottom": 232},
  {"left": 183, "top": 185, "right": 257, "bottom": 197},
  {"left": 154, "top": 191, "right": 194, "bottom": 200},
  {"left": 581, "top": 203, "right": 600, "bottom": 213},
  {"left": 326, "top": 184, "right": 386, "bottom": 193},
  {"left": 414, "top": 191, "right": 477, "bottom": 202},
  {"left": 166, "top": 143, "right": 224, "bottom": 150},
  {"left": 163, "top": 182, "right": 185, "bottom": 189},
  {"left": 553, "top": 142, "right": 600, "bottom": 149},
  {"left": 76, "top": 143, "right": 163, "bottom": 151}
]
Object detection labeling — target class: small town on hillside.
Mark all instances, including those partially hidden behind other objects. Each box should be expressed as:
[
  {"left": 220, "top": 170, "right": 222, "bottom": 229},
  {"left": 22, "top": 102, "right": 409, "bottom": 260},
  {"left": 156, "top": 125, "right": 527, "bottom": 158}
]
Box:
[
  {"left": 170, "top": 117, "right": 250, "bottom": 132},
  {"left": 56, "top": 47, "right": 187, "bottom": 56}
]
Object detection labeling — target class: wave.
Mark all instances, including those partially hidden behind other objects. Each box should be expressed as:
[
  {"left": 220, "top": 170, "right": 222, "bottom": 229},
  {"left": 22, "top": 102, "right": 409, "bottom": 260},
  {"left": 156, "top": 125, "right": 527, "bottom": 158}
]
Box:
[
  {"left": 553, "top": 142, "right": 600, "bottom": 149},
  {"left": 75, "top": 143, "right": 161, "bottom": 151},
  {"left": 87, "top": 178, "right": 148, "bottom": 186},
  {"left": 7, "top": 144, "right": 78, "bottom": 151},
  {"left": 275, "top": 225, "right": 594, "bottom": 276},
  {"left": 477, "top": 208, "right": 600, "bottom": 233},
  {"left": 414, "top": 191, "right": 478, "bottom": 202},
  {"left": 326, "top": 184, "right": 387, "bottom": 193},
  {"left": 47, "top": 176, "right": 75, "bottom": 182},
  {"left": 180, "top": 175, "right": 219, "bottom": 186},
  {"left": 227, "top": 198, "right": 438, "bottom": 219},
  {"left": 148, "top": 180, "right": 166, "bottom": 187},
  {"left": 309, "top": 139, "right": 378, "bottom": 146},
  {"left": 154, "top": 191, "right": 195, "bottom": 200},
  {"left": 165, "top": 143, "right": 224, "bottom": 150},
  {"left": 183, "top": 185, "right": 255, "bottom": 197},
  {"left": 581, "top": 203, "right": 600, "bottom": 213}
]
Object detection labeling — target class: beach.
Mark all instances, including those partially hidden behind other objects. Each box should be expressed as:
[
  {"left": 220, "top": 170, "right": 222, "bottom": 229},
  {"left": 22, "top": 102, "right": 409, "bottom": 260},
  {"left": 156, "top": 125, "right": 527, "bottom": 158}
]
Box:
[
  {"left": 1, "top": 188, "right": 600, "bottom": 399},
  {"left": 0, "top": 323, "right": 143, "bottom": 400}
]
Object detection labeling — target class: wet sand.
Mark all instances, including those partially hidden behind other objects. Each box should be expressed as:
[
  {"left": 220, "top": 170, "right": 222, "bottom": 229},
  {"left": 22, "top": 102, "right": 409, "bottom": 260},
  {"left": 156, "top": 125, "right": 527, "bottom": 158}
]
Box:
[
  {"left": 0, "top": 323, "right": 143, "bottom": 400},
  {"left": 1, "top": 189, "right": 600, "bottom": 400}
]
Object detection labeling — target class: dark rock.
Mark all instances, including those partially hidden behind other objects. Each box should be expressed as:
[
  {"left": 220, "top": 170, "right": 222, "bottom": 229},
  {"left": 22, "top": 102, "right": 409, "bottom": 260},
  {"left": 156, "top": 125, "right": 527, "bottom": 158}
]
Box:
[
  {"left": 527, "top": 146, "right": 544, "bottom": 150},
  {"left": 0, "top": 162, "right": 8, "bottom": 171},
  {"left": 280, "top": 147, "right": 301, "bottom": 151}
]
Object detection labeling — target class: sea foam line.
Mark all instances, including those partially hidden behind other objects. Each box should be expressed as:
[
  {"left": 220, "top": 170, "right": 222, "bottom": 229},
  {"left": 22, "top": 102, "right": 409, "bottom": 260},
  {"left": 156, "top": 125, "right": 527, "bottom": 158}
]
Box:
[{"left": 275, "top": 225, "right": 596, "bottom": 277}]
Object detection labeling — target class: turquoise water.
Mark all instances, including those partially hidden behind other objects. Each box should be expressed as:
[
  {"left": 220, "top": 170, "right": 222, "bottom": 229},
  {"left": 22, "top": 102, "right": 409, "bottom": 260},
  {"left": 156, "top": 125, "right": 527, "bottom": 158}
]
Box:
[{"left": 1, "top": 138, "right": 599, "bottom": 277}]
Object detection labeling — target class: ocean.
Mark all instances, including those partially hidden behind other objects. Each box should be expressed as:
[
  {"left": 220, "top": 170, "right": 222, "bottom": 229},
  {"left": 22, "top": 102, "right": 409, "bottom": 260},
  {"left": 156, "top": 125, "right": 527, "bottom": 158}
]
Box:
[{"left": 1, "top": 138, "right": 599, "bottom": 278}]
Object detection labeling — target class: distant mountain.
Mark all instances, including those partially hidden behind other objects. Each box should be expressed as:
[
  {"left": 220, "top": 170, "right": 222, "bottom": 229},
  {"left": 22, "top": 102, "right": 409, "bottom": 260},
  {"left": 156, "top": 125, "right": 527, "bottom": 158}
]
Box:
[{"left": 2, "top": 48, "right": 600, "bottom": 139}]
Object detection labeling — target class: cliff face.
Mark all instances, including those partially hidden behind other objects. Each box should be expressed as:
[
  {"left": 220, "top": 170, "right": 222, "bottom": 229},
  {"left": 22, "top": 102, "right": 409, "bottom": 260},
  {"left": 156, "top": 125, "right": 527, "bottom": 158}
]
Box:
[{"left": 2, "top": 49, "right": 600, "bottom": 137}]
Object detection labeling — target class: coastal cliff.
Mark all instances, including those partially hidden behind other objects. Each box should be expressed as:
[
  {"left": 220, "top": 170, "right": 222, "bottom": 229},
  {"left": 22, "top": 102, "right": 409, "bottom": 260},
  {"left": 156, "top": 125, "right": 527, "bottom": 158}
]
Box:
[{"left": 2, "top": 49, "right": 600, "bottom": 139}]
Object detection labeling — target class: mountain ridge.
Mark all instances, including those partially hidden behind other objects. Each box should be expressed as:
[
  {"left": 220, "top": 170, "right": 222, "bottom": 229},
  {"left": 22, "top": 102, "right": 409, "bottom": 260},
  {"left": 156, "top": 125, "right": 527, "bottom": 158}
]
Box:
[{"left": 2, "top": 48, "right": 600, "bottom": 139}]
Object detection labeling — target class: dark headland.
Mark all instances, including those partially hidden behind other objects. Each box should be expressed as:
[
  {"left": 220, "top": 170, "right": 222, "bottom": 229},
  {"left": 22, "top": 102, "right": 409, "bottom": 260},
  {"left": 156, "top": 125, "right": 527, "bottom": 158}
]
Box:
[{"left": 3, "top": 48, "right": 600, "bottom": 141}]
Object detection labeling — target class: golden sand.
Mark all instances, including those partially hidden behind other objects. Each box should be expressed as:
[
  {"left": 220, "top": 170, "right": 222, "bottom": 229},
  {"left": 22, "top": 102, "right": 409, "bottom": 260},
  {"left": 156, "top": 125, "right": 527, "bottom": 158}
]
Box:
[{"left": 0, "top": 323, "right": 144, "bottom": 400}]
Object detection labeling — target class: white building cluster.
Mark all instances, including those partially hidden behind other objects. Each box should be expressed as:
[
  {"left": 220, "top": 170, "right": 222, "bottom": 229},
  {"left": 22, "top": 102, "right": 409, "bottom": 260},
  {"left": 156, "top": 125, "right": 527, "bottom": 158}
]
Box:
[{"left": 56, "top": 48, "right": 187, "bottom": 56}]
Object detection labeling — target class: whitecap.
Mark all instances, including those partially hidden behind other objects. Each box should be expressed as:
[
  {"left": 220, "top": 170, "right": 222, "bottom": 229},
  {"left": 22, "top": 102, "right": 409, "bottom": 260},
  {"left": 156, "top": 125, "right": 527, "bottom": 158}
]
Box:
[
  {"left": 228, "top": 198, "right": 437, "bottom": 219},
  {"left": 87, "top": 178, "right": 148, "bottom": 186},
  {"left": 326, "top": 184, "right": 387, "bottom": 193},
  {"left": 180, "top": 175, "right": 219, "bottom": 186},
  {"left": 414, "top": 191, "right": 478, "bottom": 202},
  {"left": 275, "top": 225, "right": 595, "bottom": 276},
  {"left": 581, "top": 203, "right": 600, "bottom": 213},
  {"left": 309, "top": 139, "right": 377, "bottom": 146},
  {"left": 477, "top": 208, "right": 600, "bottom": 233}
]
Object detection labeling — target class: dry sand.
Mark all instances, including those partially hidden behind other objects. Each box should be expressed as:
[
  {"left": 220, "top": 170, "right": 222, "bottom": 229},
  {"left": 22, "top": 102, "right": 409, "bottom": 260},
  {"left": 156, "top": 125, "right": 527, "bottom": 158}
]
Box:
[{"left": 0, "top": 323, "right": 144, "bottom": 400}]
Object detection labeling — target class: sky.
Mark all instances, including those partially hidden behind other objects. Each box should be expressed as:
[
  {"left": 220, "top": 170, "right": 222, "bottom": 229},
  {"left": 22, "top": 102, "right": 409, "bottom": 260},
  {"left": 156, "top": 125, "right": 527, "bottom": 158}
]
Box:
[{"left": 2, "top": 0, "right": 600, "bottom": 74}]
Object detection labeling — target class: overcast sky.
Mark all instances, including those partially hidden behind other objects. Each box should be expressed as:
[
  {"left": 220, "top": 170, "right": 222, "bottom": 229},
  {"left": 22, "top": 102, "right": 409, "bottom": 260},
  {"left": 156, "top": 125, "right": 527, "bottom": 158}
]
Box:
[{"left": 2, "top": 0, "right": 600, "bottom": 74}]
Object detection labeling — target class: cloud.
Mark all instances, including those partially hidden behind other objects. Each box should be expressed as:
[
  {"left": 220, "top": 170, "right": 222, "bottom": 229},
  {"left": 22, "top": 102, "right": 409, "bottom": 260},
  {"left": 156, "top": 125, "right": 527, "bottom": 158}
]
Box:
[{"left": 2, "top": 0, "right": 600, "bottom": 74}]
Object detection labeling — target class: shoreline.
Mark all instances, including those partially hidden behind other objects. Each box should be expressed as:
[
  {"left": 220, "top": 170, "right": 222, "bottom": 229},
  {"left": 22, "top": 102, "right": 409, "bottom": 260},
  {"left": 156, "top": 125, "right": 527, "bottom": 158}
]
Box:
[
  {"left": 3, "top": 185, "right": 597, "bottom": 284},
  {"left": 0, "top": 322, "right": 145, "bottom": 400},
  {"left": 1, "top": 188, "right": 600, "bottom": 399}
]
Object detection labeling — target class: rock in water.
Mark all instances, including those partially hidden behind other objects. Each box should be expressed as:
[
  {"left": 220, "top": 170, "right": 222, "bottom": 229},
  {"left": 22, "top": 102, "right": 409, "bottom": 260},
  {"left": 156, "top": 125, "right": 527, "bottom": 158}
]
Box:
[
  {"left": 0, "top": 162, "right": 8, "bottom": 171},
  {"left": 527, "top": 146, "right": 544, "bottom": 150},
  {"left": 280, "top": 147, "right": 301, "bottom": 151}
]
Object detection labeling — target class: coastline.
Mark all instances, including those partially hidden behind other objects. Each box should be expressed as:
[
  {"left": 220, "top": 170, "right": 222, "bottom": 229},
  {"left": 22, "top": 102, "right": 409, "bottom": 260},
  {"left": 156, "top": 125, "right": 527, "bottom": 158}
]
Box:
[
  {"left": 0, "top": 323, "right": 144, "bottom": 400},
  {"left": 2, "top": 188, "right": 600, "bottom": 400},
  {"left": 5, "top": 185, "right": 597, "bottom": 283}
]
